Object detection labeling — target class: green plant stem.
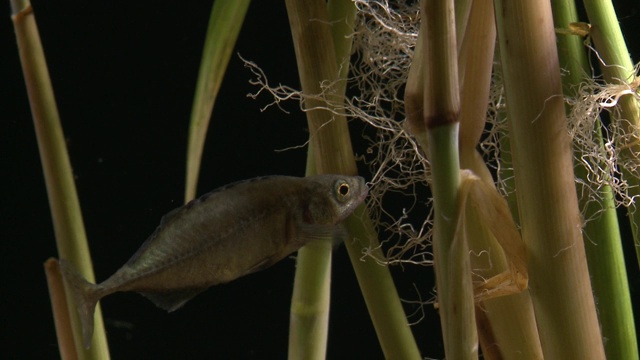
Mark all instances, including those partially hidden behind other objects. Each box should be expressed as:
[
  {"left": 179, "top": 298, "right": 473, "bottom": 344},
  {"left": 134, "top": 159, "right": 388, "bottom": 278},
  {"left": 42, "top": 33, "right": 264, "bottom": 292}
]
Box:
[
  {"left": 584, "top": 188, "right": 638, "bottom": 360},
  {"left": 424, "top": 0, "right": 478, "bottom": 357},
  {"left": 288, "top": 2, "right": 356, "bottom": 358},
  {"left": 11, "top": 1, "right": 110, "bottom": 358},
  {"left": 494, "top": 0, "right": 605, "bottom": 357},
  {"left": 44, "top": 258, "right": 77, "bottom": 360},
  {"left": 342, "top": 207, "right": 421, "bottom": 358},
  {"left": 406, "top": 1, "right": 477, "bottom": 358},
  {"left": 284, "top": 0, "right": 354, "bottom": 176},
  {"left": 427, "top": 125, "right": 477, "bottom": 359},
  {"left": 185, "top": 0, "right": 250, "bottom": 201},
  {"left": 288, "top": 105, "right": 332, "bottom": 360},
  {"left": 583, "top": 0, "right": 640, "bottom": 270},
  {"left": 288, "top": 233, "right": 332, "bottom": 360},
  {"left": 289, "top": 143, "right": 332, "bottom": 360},
  {"left": 327, "top": 0, "right": 356, "bottom": 84},
  {"left": 285, "top": 0, "right": 421, "bottom": 358},
  {"left": 552, "top": 1, "right": 637, "bottom": 359}
]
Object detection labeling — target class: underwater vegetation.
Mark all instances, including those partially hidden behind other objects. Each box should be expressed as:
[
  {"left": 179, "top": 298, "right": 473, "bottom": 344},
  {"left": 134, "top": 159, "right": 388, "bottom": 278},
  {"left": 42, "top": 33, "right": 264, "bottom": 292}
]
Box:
[{"left": 7, "top": 0, "right": 640, "bottom": 359}]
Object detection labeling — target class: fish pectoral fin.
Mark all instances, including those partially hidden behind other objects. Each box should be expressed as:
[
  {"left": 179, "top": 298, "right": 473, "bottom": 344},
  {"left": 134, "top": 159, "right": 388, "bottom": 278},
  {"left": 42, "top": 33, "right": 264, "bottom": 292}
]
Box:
[
  {"left": 139, "top": 288, "right": 207, "bottom": 313},
  {"left": 297, "top": 223, "right": 345, "bottom": 246},
  {"left": 330, "top": 224, "right": 348, "bottom": 248},
  {"left": 242, "top": 224, "right": 346, "bottom": 278}
]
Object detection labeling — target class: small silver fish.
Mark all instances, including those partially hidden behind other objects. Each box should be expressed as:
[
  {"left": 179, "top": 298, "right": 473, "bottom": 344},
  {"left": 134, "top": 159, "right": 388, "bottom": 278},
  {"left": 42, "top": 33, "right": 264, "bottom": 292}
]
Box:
[{"left": 59, "top": 174, "right": 367, "bottom": 348}]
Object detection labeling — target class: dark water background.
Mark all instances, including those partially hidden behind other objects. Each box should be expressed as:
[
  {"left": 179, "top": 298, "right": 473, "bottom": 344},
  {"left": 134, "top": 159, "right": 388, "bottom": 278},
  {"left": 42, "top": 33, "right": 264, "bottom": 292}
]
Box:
[{"left": 3, "top": 1, "right": 639, "bottom": 359}]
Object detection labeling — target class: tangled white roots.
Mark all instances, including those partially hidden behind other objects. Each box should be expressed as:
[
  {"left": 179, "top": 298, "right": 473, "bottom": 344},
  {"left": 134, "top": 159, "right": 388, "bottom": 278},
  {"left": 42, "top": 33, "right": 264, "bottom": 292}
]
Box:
[{"left": 244, "top": 0, "right": 640, "bottom": 263}]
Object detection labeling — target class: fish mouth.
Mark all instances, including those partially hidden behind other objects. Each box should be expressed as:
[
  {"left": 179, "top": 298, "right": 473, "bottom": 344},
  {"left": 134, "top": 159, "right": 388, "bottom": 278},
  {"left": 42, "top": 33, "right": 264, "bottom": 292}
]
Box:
[
  {"left": 336, "top": 181, "right": 369, "bottom": 223},
  {"left": 352, "top": 177, "right": 369, "bottom": 205},
  {"left": 359, "top": 178, "right": 370, "bottom": 198},
  {"left": 358, "top": 183, "right": 370, "bottom": 202}
]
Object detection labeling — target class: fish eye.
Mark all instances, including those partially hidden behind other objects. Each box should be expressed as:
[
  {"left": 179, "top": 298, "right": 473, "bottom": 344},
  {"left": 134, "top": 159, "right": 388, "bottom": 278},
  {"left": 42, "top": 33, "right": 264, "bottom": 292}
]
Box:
[{"left": 336, "top": 182, "right": 350, "bottom": 199}]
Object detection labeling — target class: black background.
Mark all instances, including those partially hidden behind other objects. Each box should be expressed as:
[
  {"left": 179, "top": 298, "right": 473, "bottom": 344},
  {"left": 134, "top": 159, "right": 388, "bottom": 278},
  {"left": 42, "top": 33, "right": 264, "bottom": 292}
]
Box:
[{"left": 2, "top": 1, "right": 639, "bottom": 359}]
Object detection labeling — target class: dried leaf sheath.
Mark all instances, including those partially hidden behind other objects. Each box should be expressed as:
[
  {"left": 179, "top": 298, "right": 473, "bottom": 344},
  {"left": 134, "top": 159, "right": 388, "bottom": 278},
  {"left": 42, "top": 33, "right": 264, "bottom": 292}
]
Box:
[{"left": 455, "top": 171, "right": 528, "bottom": 301}]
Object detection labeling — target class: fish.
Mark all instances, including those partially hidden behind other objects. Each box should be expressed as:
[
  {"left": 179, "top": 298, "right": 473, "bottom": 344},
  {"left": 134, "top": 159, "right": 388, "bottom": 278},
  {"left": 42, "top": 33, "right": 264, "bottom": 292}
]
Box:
[{"left": 59, "top": 174, "right": 368, "bottom": 348}]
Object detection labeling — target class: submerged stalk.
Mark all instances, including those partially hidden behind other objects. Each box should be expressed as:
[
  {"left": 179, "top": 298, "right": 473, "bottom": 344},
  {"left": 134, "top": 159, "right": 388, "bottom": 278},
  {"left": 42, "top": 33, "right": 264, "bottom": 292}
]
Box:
[
  {"left": 285, "top": 0, "right": 421, "bottom": 358},
  {"left": 552, "top": 1, "right": 637, "bottom": 358},
  {"left": 288, "top": 1, "right": 356, "bottom": 358},
  {"left": 10, "top": 1, "right": 110, "bottom": 358},
  {"left": 406, "top": 0, "right": 477, "bottom": 358},
  {"left": 288, "top": 229, "right": 332, "bottom": 360},
  {"left": 494, "top": 0, "right": 605, "bottom": 357},
  {"left": 583, "top": 0, "right": 640, "bottom": 269},
  {"left": 44, "top": 259, "right": 77, "bottom": 360},
  {"left": 421, "top": 0, "right": 479, "bottom": 351},
  {"left": 458, "top": 1, "right": 542, "bottom": 358}
]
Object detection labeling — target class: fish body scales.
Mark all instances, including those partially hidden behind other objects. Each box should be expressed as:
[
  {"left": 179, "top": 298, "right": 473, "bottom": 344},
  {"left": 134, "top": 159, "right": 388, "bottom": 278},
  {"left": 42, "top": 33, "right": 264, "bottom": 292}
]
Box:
[
  {"left": 58, "top": 174, "right": 368, "bottom": 347},
  {"left": 106, "top": 176, "right": 358, "bottom": 290}
]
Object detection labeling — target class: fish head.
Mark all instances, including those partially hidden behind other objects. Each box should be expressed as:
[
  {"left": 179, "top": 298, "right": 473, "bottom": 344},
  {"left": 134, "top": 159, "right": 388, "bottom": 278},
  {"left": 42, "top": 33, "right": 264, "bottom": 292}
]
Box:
[{"left": 305, "top": 175, "right": 369, "bottom": 224}]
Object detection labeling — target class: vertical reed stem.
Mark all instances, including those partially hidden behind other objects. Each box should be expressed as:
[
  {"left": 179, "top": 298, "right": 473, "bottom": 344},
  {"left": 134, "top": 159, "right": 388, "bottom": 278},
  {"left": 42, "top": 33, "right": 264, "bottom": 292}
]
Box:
[
  {"left": 11, "top": 1, "right": 110, "bottom": 357},
  {"left": 494, "top": 0, "right": 605, "bottom": 357}
]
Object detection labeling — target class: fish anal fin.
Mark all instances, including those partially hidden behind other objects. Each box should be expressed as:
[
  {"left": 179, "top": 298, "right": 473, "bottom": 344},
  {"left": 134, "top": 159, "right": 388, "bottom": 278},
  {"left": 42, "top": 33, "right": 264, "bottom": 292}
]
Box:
[
  {"left": 139, "top": 288, "right": 206, "bottom": 313},
  {"left": 246, "top": 258, "right": 273, "bottom": 275}
]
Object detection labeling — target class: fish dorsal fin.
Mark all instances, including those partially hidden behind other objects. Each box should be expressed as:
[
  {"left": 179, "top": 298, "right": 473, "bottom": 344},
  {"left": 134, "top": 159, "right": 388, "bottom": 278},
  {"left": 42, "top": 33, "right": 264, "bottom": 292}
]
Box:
[
  {"left": 139, "top": 288, "right": 206, "bottom": 312},
  {"left": 127, "top": 177, "right": 284, "bottom": 266},
  {"left": 158, "top": 207, "right": 183, "bottom": 226},
  {"left": 158, "top": 176, "right": 278, "bottom": 227}
]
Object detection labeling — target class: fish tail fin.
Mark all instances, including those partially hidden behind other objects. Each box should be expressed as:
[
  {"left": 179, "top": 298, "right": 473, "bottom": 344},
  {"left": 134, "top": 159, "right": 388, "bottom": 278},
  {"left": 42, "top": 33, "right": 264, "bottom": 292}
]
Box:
[{"left": 58, "top": 259, "right": 102, "bottom": 349}]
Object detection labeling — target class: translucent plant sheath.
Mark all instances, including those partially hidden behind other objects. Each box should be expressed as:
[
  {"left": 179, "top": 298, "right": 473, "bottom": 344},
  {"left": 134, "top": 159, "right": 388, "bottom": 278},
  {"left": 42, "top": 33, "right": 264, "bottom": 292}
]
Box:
[
  {"left": 494, "top": 0, "right": 605, "bottom": 357},
  {"left": 583, "top": 0, "right": 640, "bottom": 269},
  {"left": 285, "top": 0, "right": 421, "bottom": 358},
  {"left": 457, "top": 1, "right": 542, "bottom": 358},
  {"left": 10, "top": 1, "right": 110, "bottom": 358},
  {"left": 288, "top": 1, "right": 356, "bottom": 359},
  {"left": 185, "top": 0, "right": 250, "bottom": 201},
  {"left": 552, "top": 0, "right": 638, "bottom": 358}
]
